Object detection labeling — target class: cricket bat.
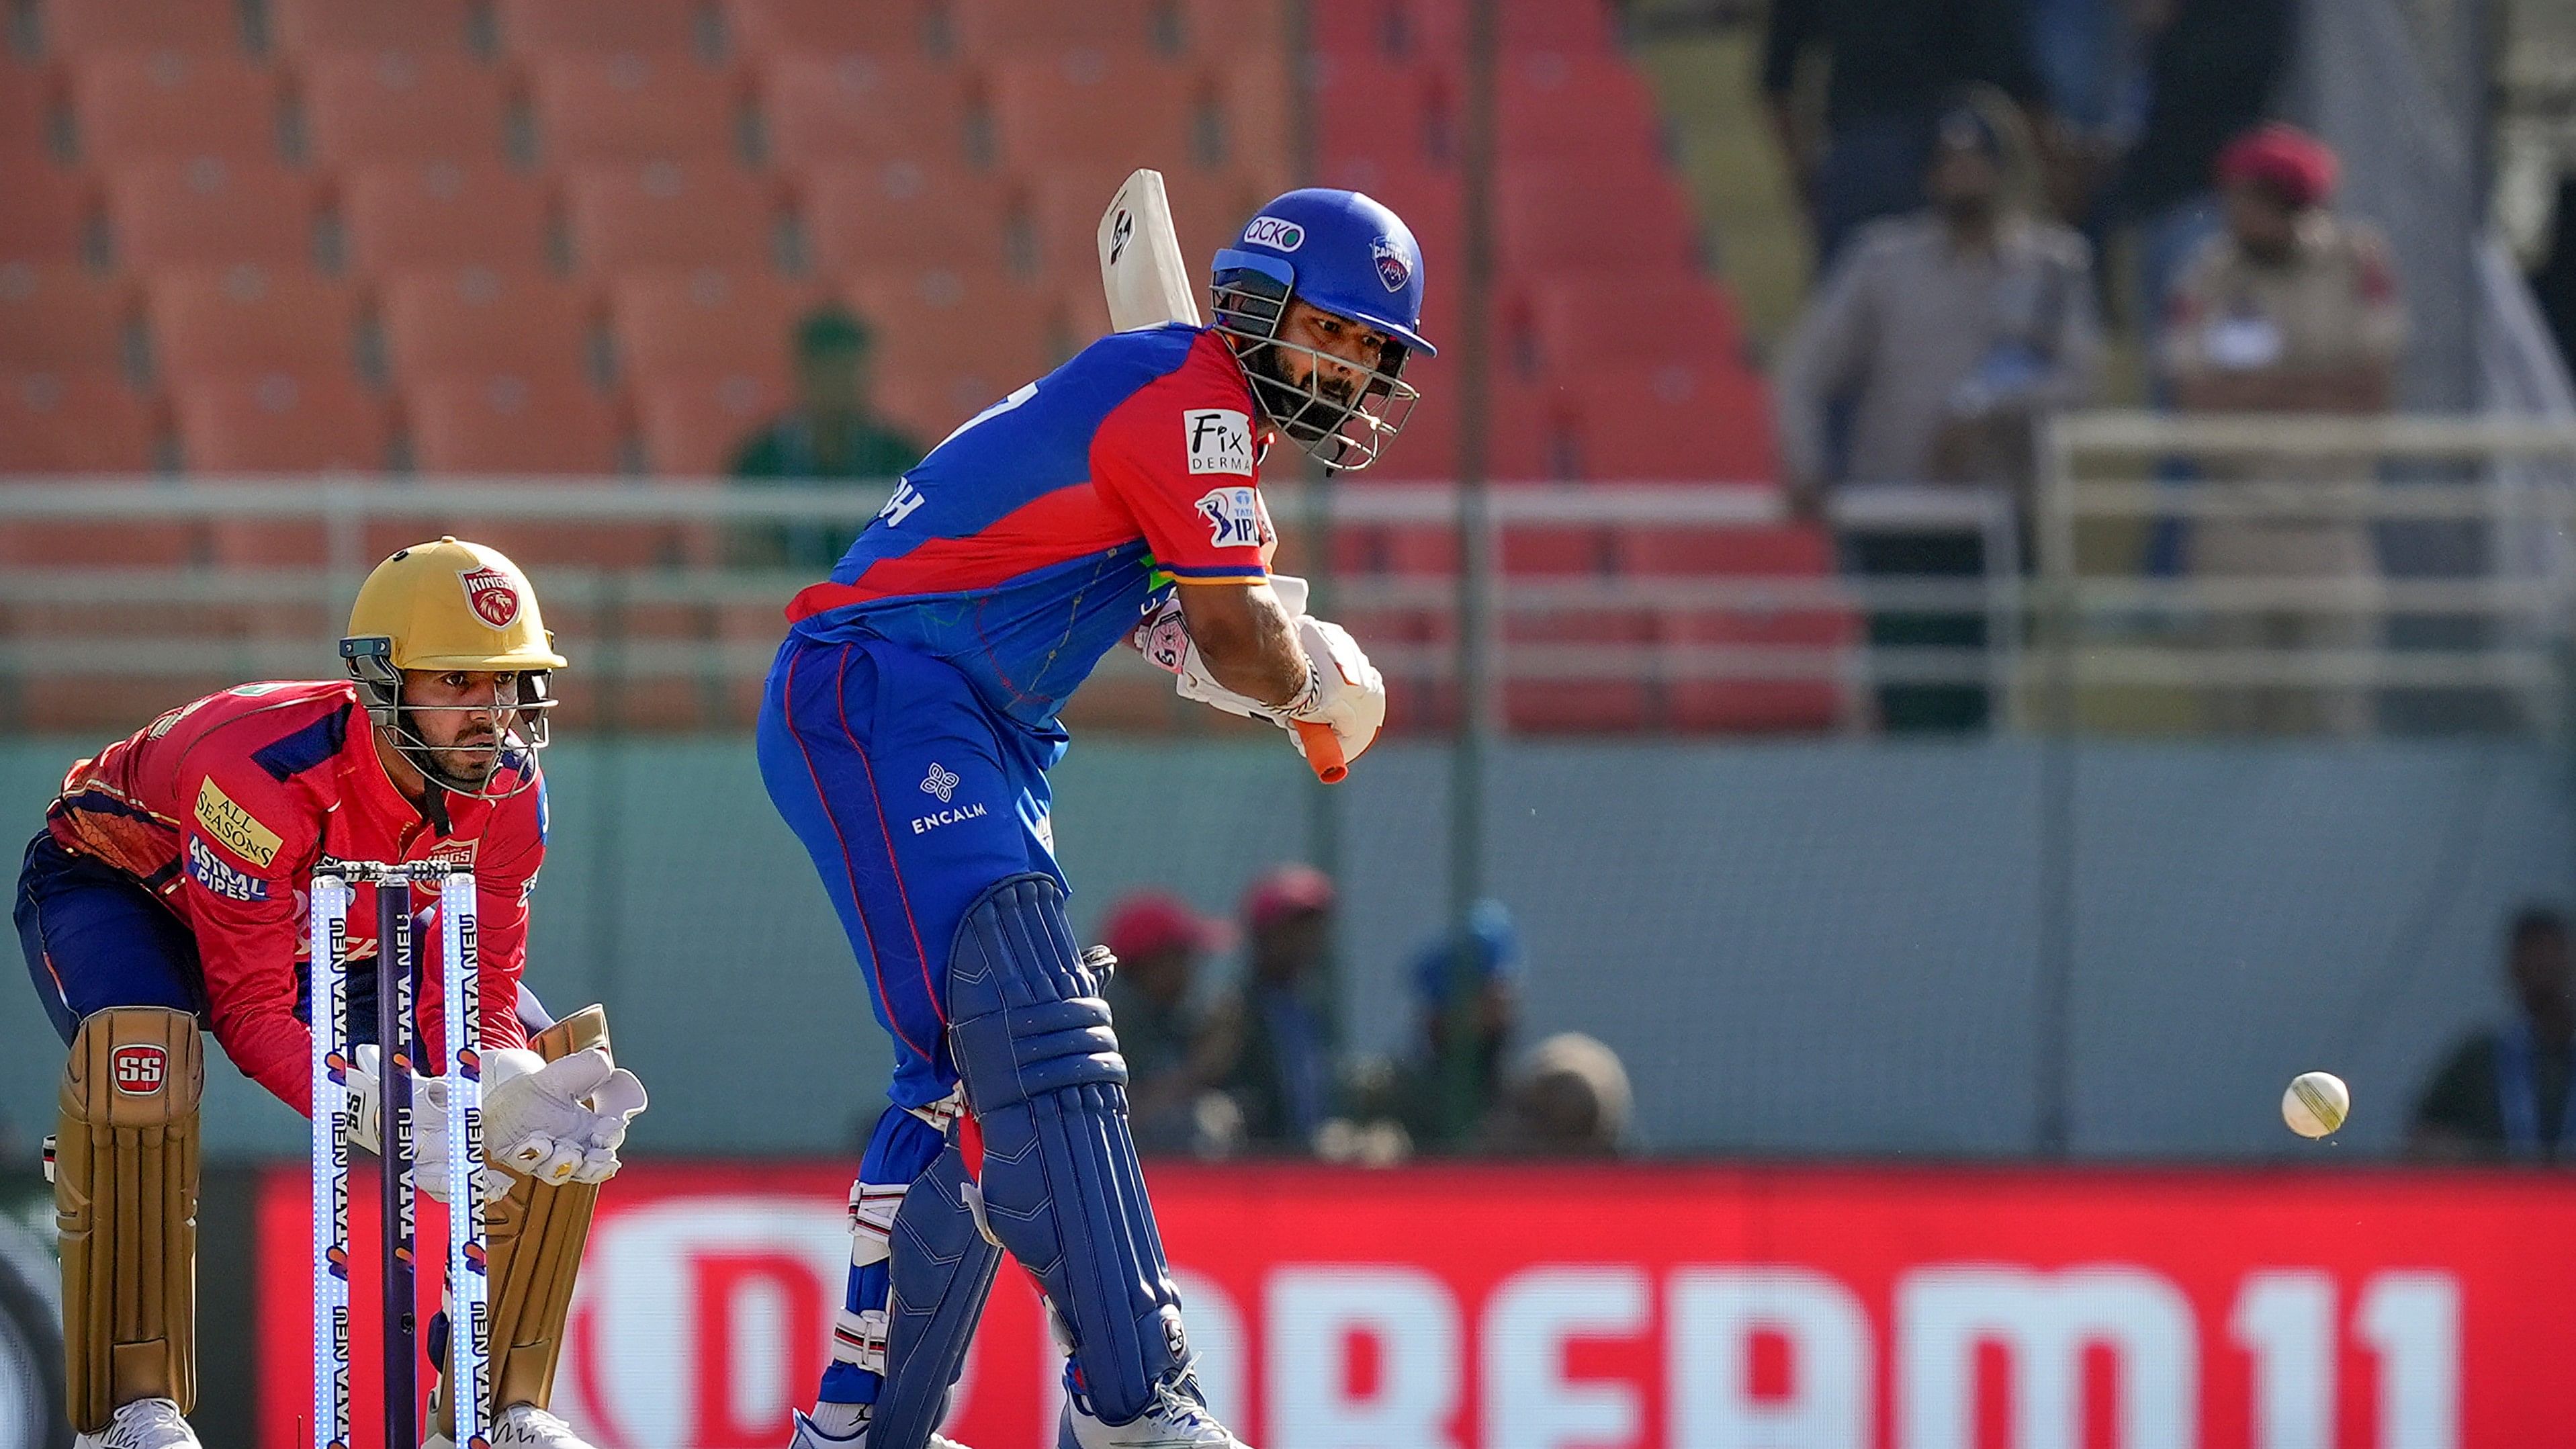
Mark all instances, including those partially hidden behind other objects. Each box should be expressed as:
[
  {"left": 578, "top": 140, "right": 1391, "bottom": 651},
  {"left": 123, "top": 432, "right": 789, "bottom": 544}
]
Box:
[{"left": 1097, "top": 169, "right": 1348, "bottom": 785}]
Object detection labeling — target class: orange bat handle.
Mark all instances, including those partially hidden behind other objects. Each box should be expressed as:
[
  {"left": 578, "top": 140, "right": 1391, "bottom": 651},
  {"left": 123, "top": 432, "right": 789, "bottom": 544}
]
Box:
[{"left": 1294, "top": 721, "right": 1348, "bottom": 783}]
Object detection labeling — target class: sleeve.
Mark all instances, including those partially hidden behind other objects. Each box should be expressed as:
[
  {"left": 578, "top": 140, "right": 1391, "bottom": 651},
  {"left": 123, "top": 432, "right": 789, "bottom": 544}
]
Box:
[
  {"left": 1089, "top": 355, "right": 1272, "bottom": 584},
  {"left": 1772, "top": 242, "right": 1878, "bottom": 484},
  {"left": 2348, "top": 227, "right": 2408, "bottom": 368},
  {"left": 179, "top": 762, "right": 324, "bottom": 1114}
]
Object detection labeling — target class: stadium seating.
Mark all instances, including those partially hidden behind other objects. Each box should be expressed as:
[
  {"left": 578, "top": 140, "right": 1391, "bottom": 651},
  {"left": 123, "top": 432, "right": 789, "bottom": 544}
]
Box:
[
  {"left": 1660, "top": 607, "right": 1855, "bottom": 734},
  {"left": 723, "top": 0, "right": 936, "bottom": 60},
  {"left": 145, "top": 267, "right": 359, "bottom": 378},
  {"left": 0, "top": 265, "right": 130, "bottom": 370},
  {"left": 0, "top": 371, "right": 154, "bottom": 472},
  {"left": 493, "top": 0, "right": 706, "bottom": 58},
  {"left": 381, "top": 267, "right": 598, "bottom": 380},
  {"left": 1497, "top": 169, "right": 1699, "bottom": 275},
  {"left": 1028, "top": 165, "right": 1283, "bottom": 288},
  {"left": 70, "top": 53, "right": 281, "bottom": 165},
  {"left": 803, "top": 164, "right": 1019, "bottom": 276},
  {"left": 405, "top": 371, "right": 625, "bottom": 474},
  {"left": 611, "top": 269, "right": 820, "bottom": 384},
  {"left": 758, "top": 56, "right": 975, "bottom": 173},
  {"left": 564, "top": 163, "right": 781, "bottom": 272},
  {"left": 343, "top": 163, "right": 555, "bottom": 274},
  {"left": 844, "top": 267, "right": 1057, "bottom": 406},
  {"left": 530, "top": 53, "right": 745, "bottom": 165},
  {"left": 39, "top": 0, "right": 244, "bottom": 58},
  {"left": 269, "top": 0, "right": 480, "bottom": 54},
  {"left": 1495, "top": 51, "right": 1663, "bottom": 165},
  {"left": 106, "top": 159, "right": 320, "bottom": 268},
  {"left": 0, "top": 163, "right": 96, "bottom": 264},
  {"left": 1564, "top": 365, "right": 1777, "bottom": 483},
  {"left": 171, "top": 373, "right": 394, "bottom": 472},
  {"left": 1, "top": 61, "right": 58, "bottom": 162},
  {"left": 634, "top": 370, "right": 789, "bottom": 476},
  {"left": 1529, "top": 275, "right": 1744, "bottom": 373},
  {"left": 946, "top": 0, "right": 1178, "bottom": 58},
  {"left": 988, "top": 53, "right": 1207, "bottom": 178},
  {"left": 300, "top": 50, "right": 513, "bottom": 166},
  {"left": 1306, "top": 54, "right": 1457, "bottom": 173}
]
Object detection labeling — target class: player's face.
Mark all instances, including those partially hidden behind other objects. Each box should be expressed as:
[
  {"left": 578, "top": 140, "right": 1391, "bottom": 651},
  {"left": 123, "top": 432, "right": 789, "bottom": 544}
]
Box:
[
  {"left": 1275, "top": 300, "right": 1392, "bottom": 408},
  {"left": 402, "top": 668, "right": 521, "bottom": 781}
]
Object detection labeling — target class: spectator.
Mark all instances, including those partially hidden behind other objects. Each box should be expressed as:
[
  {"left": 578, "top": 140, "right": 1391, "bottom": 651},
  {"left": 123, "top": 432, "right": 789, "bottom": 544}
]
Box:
[
  {"left": 1347, "top": 900, "right": 1523, "bottom": 1152},
  {"left": 1212, "top": 865, "right": 1339, "bottom": 1151},
  {"left": 730, "top": 307, "right": 925, "bottom": 570},
  {"left": 2411, "top": 908, "right": 2576, "bottom": 1163},
  {"left": 2527, "top": 174, "right": 2576, "bottom": 383},
  {"left": 2164, "top": 123, "right": 2403, "bottom": 736},
  {"left": 1775, "top": 98, "right": 2098, "bottom": 730},
  {"left": 1098, "top": 891, "right": 1239, "bottom": 1157},
  {"left": 2114, "top": 0, "right": 2297, "bottom": 335},
  {"left": 1762, "top": 0, "right": 2044, "bottom": 270},
  {"left": 1482, "top": 1032, "right": 1634, "bottom": 1157}
]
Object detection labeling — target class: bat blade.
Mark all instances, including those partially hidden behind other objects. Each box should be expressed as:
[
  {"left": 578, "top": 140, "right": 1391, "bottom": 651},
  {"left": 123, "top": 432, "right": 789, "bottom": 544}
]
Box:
[{"left": 1098, "top": 167, "right": 1201, "bottom": 331}]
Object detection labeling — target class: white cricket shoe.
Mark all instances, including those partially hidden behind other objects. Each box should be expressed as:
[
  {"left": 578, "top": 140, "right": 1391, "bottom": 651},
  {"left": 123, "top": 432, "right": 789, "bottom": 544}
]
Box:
[
  {"left": 75, "top": 1399, "right": 200, "bottom": 1449},
  {"left": 488, "top": 1403, "right": 600, "bottom": 1449},
  {"left": 1057, "top": 1382, "right": 1246, "bottom": 1449},
  {"left": 785, "top": 1407, "right": 975, "bottom": 1449}
]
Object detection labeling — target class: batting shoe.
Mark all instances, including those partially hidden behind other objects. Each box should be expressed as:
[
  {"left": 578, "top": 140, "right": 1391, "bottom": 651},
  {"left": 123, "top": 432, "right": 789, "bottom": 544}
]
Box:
[
  {"left": 785, "top": 1408, "right": 976, "bottom": 1449},
  {"left": 1057, "top": 1380, "right": 1246, "bottom": 1449},
  {"left": 486, "top": 1403, "right": 602, "bottom": 1449},
  {"left": 75, "top": 1399, "right": 200, "bottom": 1449}
]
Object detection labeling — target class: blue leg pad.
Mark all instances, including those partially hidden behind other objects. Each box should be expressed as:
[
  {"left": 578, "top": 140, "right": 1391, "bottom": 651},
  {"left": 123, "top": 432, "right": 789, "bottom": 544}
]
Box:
[
  {"left": 946, "top": 874, "right": 1189, "bottom": 1426},
  {"left": 869, "top": 1137, "right": 1003, "bottom": 1449}
]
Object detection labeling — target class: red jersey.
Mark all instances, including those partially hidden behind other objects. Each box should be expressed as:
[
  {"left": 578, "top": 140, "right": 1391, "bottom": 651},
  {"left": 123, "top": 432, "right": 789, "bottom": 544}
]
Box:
[{"left": 46, "top": 679, "right": 541, "bottom": 1113}]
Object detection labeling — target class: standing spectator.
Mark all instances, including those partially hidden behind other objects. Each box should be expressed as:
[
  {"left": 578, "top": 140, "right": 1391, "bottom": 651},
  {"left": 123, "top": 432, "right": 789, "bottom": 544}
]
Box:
[
  {"left": 2411, "top": 908, "right": 2576, "bottom": 1163},
  {"left": 2115, "top": 0, "right": 2297, "bottom": 336},
  {"left": 1347, "top": 900, "right": 1525, "bottom": 1152},
  {"left": 730, "top": 307, "right": 925, "bottom": 570},
  {"left": 2164, "top": 124, "right": 2403, "bottom": 736},
  {"left": 1098, "top": 891, "right": 1239, "bottom": 1157},
  {"left": 1775, "top": 100, "right": 2099, "bottom": 730},
  {"left": 1763, "top": 0, "right": 2045, "bottom": 270},
  {"left": 1212, "top": 865, "right": 1339, "bottom": 1151}
]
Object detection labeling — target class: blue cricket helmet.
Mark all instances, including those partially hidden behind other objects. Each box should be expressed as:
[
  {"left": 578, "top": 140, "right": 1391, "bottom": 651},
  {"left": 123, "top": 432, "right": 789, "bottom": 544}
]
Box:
[{"left": 1210, "top": 187, "right": 1433, "bottom": 470}]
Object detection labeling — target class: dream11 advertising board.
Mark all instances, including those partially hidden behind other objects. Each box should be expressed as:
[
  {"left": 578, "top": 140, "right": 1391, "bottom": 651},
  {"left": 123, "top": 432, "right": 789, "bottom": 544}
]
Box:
[{"left": 253, "top": 1162, "right": 2576, "bottom": 1449}]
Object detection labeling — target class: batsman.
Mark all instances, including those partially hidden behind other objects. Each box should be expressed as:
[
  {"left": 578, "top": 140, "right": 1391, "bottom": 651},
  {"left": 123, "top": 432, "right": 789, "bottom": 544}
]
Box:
[
  {"left": 762, "top": 187, "right": 1427, "bottom": 1449},
  {"left": 12, "top": 539, "right": 648, "bottom": 1449}
]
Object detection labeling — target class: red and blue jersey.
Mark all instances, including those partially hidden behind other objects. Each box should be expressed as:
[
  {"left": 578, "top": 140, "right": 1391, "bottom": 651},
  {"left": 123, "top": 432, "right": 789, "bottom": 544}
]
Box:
[{"left": 785, "top": 325, "right": 1274, "bottom": 729}]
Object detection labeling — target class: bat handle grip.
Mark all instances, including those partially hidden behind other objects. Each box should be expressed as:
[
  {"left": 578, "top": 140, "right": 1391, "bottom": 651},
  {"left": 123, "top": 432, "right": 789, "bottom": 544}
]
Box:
[{"left": 1294, "top": 720, "right": 1348, "bottom": 784}]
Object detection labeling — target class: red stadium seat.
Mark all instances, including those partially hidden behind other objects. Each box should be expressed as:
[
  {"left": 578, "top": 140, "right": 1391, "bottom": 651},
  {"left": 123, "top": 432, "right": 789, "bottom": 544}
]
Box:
[
  {"left": 107, "top": 159, "right": 319, "bottom": 267},
  {"left": 1339, "top": 0, "right": 1619, "bottom": 56},
  {"left": 1496, "top": 51, "right": 1662, "bottom": 165},
  {"left": 1661, "top": 606, "right": 1855, "bottom": 734},
  {"left": 803, "top": 163, "right": 1017, "bottom": 277},
  {"left": 382, "top": 267, "right": 597, "bottom": 379},
  {"left": 493, "top": 0, "right": 705, "bottom": 56},
  {"left": 1616, "top": 522, "right": 1834, "bottom": 577},
  {"left": 1501, "top": 522, "right": 1609, "bottom": 576},
  {"left": 1, "top": 60, "right": 57, "bottom": 159},
  {"left": 0, "top": 370, "right": 155, "bottom": 472},
  {"left": 71, "top": 53, "right": 281, "bottom": 165},
  {"left": 988, "top": 53, "right": 1204, "bottom": 178},
  {"left": 1306, "top": 54, "right": 1455, "bottom": 173},
  {"left": 723, "top": 0, "right": 936, "bottom": 59},
  {"left": 0, "top": 264, "right": 130, "bottom": 369},
  {"left": 270, "top": 0, "right": 478, "bottom": 52},
  {"left": 0, "top": 161, "right": 97, "bottom": 263},
  {"left": 172, "top": 371, "right": 394, "bottom": 471},
  {"left": 343, "top": 162, "right": 553, "bottom": 274},
  {"left": 845, "top": 267, "right": 1054, "bottom": 414},
  {"left": 760, "top": 55, "right": 974, "bottom": 173},
  {"left": 947, "top": 0, "right": 1173, "bottom": 57},
  {"left": 633, "top": 370, "right": 789, "bottom": 475},
  {"left": 1027, "top": 165, "right": 1279, "bottom": 286},
  {"left": 530, "top": 53, "right": 743, "bottom": 165},
  {"left": 406, "top": 371, "right": 626, "bottom": 473},
  {"left": 146, "top": 266, "right": 360, "bottom": 377},
  {"left": 1529, "top": 275, "right": 1743, "bottom": 373},
  {"left": 1384, "top": 368, "right": 1571, "bottom": 482},
  {"left": 1566, "top": 364, "right": 1776, "bottom": 484},
  {"left": 1180, "top": 0, "right": 1287, "bottom": 56},
  {"left": 40, "top": 0, "right": 243, "bottom": 58},
  {"left": 300, "top": 50, "right": 510, "bottom": 165},
  {"left": 611, "top": 269, "right": 821, "bottom": 382},
  {"left": 1504, "top": 608, "right": 1654, "bottom": 732},
  {"left": 1498, "top": 168, "right": 1697, "bottom": 275},
  {"left": 566, "top": 163, "right": 780, "bottom": 273},
  {"left": 1212, "top": 53, "right": 1293, "bottom": 171}
]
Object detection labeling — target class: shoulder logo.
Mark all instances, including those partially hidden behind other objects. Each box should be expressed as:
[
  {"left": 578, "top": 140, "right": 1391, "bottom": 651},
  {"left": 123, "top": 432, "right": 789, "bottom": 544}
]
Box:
[
  {"left": 920, "top": 762, "right": 960, "bottom": 804},
  {"left": 1194, "top": 486, "right": 1265, "bottom": 550},
  {"left": 1182, "top": 408, "right": 1254, "bottom": 477},
  {"left": 459, "top": 566, "right": 521, "bottom": 629},
  {"left": 1241, "top": 215, "right": 1306, "bottom": 252},
  {"left": 193, "top": 777, "right": 282, "bottom": 869},
  {"left": 1370, "top": 234, "right": 1413, "bottom": 293}
]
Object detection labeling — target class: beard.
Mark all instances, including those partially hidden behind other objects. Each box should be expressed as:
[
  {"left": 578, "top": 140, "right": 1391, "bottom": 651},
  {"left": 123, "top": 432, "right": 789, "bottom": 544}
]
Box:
[{"left": 1249, "top": 343, "right": 1359, "bottom": 441}]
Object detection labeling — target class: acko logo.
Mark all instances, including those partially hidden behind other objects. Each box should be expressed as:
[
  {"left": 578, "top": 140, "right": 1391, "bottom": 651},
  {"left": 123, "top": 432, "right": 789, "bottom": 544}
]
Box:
[{"left": 1240, "top": 215, "right": 1305, "bottom": 251}]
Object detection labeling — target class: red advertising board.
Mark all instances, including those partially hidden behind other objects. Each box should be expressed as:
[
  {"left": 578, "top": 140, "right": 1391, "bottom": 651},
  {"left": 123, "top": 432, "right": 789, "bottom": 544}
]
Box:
[{"left": 254, "top": 1162, "right": 2576, "bottom": 1449}]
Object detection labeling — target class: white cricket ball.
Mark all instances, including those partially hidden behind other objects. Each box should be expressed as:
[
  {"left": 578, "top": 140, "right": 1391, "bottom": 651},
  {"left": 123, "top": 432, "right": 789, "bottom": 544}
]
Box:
[{"left": 2282, "top": 1071, "right": 2350, "bottom": 1139}]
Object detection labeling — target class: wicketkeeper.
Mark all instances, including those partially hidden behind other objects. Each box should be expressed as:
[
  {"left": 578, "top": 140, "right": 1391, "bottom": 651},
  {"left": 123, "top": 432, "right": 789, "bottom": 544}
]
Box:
[
  {"left": 13, "top": 538, "right": 647, "bottom": 1449},
  {"left": 761, "top": 188, "right": 1425, "bottom": 1449}
]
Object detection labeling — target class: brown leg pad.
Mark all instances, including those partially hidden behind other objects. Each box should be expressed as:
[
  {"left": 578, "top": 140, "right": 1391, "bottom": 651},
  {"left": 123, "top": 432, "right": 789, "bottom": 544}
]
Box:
[
  {"left": 55, "top": 1007, "right": 204, "bottom": 1433},
  {"left": 474, "top": 1005, "right": 611, "bottom": 1421}
]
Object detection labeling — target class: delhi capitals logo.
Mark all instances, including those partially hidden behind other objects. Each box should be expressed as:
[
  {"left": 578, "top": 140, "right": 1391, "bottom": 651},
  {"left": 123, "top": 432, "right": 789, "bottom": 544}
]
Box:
[
  {"left": 1370, "top": 235, "right": 1411, "bottom": 293},
  {"left": 920, "top": 763, "right": 960, "bottom": 804}
]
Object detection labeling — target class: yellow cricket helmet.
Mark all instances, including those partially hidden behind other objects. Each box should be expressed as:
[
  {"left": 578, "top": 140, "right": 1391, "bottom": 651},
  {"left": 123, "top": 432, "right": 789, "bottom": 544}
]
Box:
[{"left": 341, "top": 537, "right": 564, "bottom": 795}]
